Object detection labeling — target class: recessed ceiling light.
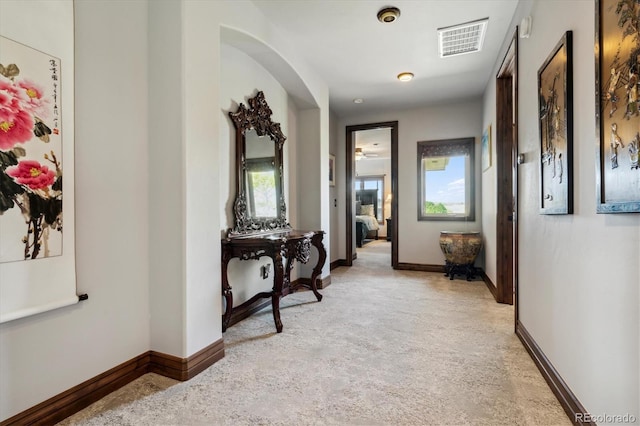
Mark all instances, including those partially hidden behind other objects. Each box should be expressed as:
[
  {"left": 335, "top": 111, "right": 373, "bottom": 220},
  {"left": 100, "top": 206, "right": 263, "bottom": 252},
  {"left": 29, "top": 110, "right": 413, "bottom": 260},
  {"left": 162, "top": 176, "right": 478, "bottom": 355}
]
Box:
[
  {"left": 377, "top": 6, "right": 400, "bottom": 23},
  {"left": 397, "top": 72, "right": 414, "bottom": 82},
  {"left": 353, "top": 98, "right": 364, "bottom": 104}
]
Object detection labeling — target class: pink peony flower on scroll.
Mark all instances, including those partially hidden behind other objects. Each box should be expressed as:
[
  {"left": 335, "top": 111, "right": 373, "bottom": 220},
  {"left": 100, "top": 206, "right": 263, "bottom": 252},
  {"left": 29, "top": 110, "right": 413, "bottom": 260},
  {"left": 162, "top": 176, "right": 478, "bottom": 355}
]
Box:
[
  {"left": 0, "top": 76, "right": 24, "bottom": 112},
  {"left": 16, "top": 78, "right": 50, "bottom": 117},
  {"left": 0, "top": 53, "right": 63, "bottom": 261},
  {"left": 6, "top": 159, "right": 55, "bottom": 190},
  {"left": 0, "top": 75, "right": 38, "bottom": 149},
  {"left": 0, "top": 107, "right": 34, "bottom": 150}
]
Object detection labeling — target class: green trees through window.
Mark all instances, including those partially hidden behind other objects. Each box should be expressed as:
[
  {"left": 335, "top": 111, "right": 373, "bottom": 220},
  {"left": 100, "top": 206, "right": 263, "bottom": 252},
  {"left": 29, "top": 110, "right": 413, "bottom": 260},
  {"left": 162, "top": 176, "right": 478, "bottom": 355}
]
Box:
[{"left": 424, "top": 201, "right": 449, "bottom": 214}]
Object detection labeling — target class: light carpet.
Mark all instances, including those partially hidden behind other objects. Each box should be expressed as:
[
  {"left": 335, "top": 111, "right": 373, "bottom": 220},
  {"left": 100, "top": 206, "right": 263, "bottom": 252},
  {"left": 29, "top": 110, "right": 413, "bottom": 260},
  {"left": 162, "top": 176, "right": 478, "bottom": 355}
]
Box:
[{"left": 59, "top": 240, "right": 570, "bottom": 425}]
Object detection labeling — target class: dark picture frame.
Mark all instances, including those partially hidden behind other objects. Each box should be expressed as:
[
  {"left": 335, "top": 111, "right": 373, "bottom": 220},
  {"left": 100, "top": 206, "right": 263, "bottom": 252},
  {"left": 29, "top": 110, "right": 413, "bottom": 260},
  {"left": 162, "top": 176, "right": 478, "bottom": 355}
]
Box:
[
  {"left": 329, "top": 154, "right": 336, "bottom": 186},
  {"left": 482, "top": 124, "right": 492, "bottom": 172},
  {"left": 595, "top": 0, "right": 640, "bottom": 213},
  {"left": 538, "top": 31, "right": 573, "bottom": 214}
]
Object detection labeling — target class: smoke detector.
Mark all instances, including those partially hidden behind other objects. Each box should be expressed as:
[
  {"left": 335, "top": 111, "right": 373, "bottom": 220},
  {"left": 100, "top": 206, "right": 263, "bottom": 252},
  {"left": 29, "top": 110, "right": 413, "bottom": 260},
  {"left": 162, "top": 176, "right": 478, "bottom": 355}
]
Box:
[{"left": 377, "top": 6, "right": 400, "bottom": 23}]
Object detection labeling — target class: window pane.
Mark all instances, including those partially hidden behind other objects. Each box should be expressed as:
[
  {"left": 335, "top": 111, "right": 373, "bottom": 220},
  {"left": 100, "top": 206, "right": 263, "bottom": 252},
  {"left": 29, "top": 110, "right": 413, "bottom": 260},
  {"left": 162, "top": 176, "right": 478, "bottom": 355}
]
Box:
[
  {"left": 423, "top": 155, "right": 466, "bottom": 215},
  {"left": 355, "top": 176, "right": 385, "bottom": 223},
  {"left": 249, "top": 171, "right": 277, "bottom": 217},
  {"left": 363, "top": 180, "right": 377, "bottom": 190},
  {"left": 417, "top": 138, "right": 475, "bottom": 221}
]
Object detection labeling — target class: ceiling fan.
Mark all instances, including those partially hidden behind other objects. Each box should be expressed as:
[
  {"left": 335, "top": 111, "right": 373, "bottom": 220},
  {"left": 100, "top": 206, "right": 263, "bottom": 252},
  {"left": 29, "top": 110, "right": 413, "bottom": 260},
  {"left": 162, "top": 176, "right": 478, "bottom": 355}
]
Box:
[{"left": 355, "top": 147, "right": 379, "bottom": 160}]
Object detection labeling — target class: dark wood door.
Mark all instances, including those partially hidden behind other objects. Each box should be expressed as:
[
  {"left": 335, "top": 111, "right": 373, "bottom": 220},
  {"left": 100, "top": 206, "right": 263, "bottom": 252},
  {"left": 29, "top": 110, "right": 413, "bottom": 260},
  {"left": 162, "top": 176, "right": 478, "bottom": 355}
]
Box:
[{"left": 495, "top": 31, "right": 518, "bottom": 307}]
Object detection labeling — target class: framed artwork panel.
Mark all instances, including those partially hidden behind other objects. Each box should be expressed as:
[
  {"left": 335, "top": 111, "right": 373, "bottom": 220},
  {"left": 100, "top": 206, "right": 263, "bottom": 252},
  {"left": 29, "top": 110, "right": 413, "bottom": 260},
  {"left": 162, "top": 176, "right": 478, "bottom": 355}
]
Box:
[
  {"left": 595, "top": 0, "right": 640, "bottom": 213},
  {"left": 482, "top": 124, "right": 491, "bottom": 172},
  {"left": 329, "top": 154, "right": 336, "bottom": 186},
  {"left": 538, "top": 31, "right": 573, "bottom": 215}
]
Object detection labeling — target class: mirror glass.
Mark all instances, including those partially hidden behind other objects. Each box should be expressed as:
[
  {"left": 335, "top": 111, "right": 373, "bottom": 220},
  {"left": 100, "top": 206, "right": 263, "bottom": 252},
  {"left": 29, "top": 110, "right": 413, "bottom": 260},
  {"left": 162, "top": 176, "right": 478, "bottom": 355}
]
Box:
[
  {"left": 245, "top": 129, "right": 277, "bottom": 218},
  {"left": 227, "top": 91, "right": 290, "bottom": 237}
]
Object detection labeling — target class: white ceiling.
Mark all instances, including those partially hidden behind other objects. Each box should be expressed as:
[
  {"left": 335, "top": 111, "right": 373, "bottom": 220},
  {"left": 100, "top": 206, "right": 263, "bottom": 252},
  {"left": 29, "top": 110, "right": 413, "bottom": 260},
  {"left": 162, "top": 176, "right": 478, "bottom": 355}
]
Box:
[
  {"left": 253, "top": 0, "right": 520, "bottom": 118},
  {"left": 355, "top": 128, "right": 391, "bottom": 160}
]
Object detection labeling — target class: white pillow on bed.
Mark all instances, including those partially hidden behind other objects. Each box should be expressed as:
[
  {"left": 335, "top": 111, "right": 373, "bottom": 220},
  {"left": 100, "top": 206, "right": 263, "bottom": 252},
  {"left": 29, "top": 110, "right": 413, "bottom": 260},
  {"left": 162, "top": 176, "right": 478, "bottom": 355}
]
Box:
[{"left": 360, "top": 204, "right": 375, "bottom": 216}]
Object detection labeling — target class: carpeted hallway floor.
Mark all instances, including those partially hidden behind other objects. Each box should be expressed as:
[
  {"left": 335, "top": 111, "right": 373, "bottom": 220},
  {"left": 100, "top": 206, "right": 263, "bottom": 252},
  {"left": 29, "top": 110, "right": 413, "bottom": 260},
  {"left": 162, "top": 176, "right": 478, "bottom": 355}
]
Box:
[{"left": 59, "top": 240, "right": 570, "bottom": 425}]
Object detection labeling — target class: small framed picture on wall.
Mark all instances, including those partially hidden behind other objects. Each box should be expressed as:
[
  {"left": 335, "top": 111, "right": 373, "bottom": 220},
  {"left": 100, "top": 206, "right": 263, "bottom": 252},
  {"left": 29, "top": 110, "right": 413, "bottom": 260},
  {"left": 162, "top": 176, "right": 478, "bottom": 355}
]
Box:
[
  {"left": 329, "top": 154, "right": 336, "bottom": 186},
  {"left": 482, "top": 125, "right": 491, "bottom": 172}
]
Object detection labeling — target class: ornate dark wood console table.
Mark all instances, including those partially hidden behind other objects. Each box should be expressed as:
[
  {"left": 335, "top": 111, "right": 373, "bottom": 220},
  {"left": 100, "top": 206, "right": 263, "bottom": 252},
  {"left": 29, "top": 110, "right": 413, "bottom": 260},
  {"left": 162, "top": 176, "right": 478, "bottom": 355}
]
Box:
[{"left": 221, "top": 230, "right": 326, "bottom": 333}]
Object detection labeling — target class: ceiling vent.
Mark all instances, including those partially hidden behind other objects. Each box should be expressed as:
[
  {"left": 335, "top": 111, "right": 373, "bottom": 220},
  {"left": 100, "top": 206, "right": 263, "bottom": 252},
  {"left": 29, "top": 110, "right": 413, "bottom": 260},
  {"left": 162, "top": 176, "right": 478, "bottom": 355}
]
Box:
[{"left": 437, "top": 18, "right": 488, "bottom": 58}]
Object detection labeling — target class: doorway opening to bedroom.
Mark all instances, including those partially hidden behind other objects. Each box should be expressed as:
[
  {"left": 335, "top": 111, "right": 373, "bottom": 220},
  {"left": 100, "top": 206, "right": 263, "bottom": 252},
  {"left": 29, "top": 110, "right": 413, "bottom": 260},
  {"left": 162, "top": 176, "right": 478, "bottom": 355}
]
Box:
[{"left": 345, "top": 121, "right": 398, "bottom": 268}]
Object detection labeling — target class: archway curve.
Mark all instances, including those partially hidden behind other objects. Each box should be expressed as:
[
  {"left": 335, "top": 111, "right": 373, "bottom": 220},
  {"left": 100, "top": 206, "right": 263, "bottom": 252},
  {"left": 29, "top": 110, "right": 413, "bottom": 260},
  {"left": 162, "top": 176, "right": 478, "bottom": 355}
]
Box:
[
  {"left": 219, "top": 25, "right": 330, "bottom": 281},
  {"left": 220, "top": 26, "right": 319, "bottom": 110}
]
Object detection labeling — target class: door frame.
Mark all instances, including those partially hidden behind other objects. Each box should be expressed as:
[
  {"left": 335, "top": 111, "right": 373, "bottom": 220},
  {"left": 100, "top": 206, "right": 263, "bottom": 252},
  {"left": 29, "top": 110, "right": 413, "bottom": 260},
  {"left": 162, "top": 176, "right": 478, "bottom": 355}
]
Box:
[
  {"left": 495, "top": 29, "right": 518, "bottom": 310},
  {"left": 345, "top": 121, "right": 398, "bottom": 267}
]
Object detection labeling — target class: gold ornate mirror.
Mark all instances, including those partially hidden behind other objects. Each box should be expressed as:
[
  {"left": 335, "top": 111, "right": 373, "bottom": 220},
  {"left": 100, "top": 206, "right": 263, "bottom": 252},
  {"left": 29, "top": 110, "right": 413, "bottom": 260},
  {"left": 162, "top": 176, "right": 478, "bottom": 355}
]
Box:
[{"left": 228, "top": 91, "right": 290, "bottom": 237}]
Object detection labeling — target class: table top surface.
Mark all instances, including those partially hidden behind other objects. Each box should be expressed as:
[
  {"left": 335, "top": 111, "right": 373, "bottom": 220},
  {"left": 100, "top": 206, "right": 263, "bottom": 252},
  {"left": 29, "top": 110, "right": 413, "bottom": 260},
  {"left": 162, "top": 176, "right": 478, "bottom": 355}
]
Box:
[{"left": 223, "top": 229, "right": 322, "bottom": 243}]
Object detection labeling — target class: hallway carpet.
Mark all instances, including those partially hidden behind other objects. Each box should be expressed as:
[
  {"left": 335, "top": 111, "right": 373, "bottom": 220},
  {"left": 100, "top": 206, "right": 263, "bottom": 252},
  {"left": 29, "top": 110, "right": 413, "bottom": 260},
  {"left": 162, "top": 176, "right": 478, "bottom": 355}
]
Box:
[{"left": 60, "top": 240, "right": 570, "bottom": 425}]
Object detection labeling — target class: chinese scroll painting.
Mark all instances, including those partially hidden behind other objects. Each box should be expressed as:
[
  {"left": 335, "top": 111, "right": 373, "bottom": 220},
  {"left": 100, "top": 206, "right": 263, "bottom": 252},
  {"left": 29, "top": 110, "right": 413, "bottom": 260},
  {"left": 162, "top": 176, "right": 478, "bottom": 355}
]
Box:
[{"left": 1, "top": 36, "right": 63, "bottom": 263}]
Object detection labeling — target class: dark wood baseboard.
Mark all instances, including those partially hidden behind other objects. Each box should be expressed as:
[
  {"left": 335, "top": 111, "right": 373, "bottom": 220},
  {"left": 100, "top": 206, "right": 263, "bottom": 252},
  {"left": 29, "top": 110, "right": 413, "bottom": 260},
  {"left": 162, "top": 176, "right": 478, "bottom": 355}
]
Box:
[
  {"left": 396, "top": 263, "right": 488, "bottom": 284},
  {"left": 228, "top": 299, "right": 272, "bottom": 328},
  {"left": 0, "top": 353, "right": 150, "bottom": 426},
  {"left": 297, "top": 275, "right": 331, "bottom": 289},
  {"left": 227, "top": 276, "right": 331, "bottom": 329},
  {"left": 395, "top": 263, "right": 445, "bottom": 272},
  {"left": 516, "top": 321, "right": 594, "bottom": 426},
  {"left": 330, "top": 259, "right": 350, "bottom": 270},
  {"left": 0, "top": 339, "right": 225, "bottom": 426},
  {"left": 149, "top": 339, "right": 225, "bottom": 381},
  {"left": 480, "top": 270, "right": 498, "bottom": 300},
  {"left": 317, "top": 275, "right": 331, "bottom": 289}
]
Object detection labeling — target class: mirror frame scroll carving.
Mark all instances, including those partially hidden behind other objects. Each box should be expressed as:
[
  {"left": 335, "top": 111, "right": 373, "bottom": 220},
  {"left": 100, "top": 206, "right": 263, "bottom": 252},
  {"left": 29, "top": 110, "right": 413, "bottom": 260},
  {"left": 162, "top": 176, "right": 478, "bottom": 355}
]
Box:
[{"left": 228, "top": 91, "right": 290, "bottom": 238}]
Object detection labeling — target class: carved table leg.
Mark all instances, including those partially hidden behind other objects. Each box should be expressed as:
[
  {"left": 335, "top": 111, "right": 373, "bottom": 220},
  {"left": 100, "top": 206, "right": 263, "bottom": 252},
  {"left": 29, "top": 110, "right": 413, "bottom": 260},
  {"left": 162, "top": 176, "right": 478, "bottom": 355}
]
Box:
[
  {"left": 272, "top": 292, "right": 283, "bottom": 333},
  {"left": 284, "top": 249, "right": 294, "bottom": 291},
  {"left": 309, "top": 232, "right": 326, "bottom": 302},
  {"left": 221, "top": 249, "right": 233, "bottom": 332},
  {"left": 272, "top": 247, "right": 285, "bottom": 333}
]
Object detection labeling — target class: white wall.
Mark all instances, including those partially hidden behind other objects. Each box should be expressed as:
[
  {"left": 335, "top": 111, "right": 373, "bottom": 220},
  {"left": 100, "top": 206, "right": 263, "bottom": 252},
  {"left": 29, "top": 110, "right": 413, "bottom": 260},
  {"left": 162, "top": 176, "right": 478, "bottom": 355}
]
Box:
[
  {"left": 148, "top": 0, "right": 185, "bottom": 358},
  {"left": 1, "top": 0, "right": 151, "bottom": 419},
  {"left": 287, "top": 97, "right": 300, "bottom": 230},
  {"left": 338, "top": 100, "right": 483, "bottom": 265},
  {"left": 297, "top": 107, "right": 332, "bottom": 279},
  {"left": 484, "top": 0, "right": 639, "bottom": 420},
  {"left": 329, "top": 110, "right": 340, "bottom": 263},
  {"left": 481, "top": 78, "right": 498, "bottom": 286},
  {"left": 1, "top": 0, "right": 330, "bottom": 420}
]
